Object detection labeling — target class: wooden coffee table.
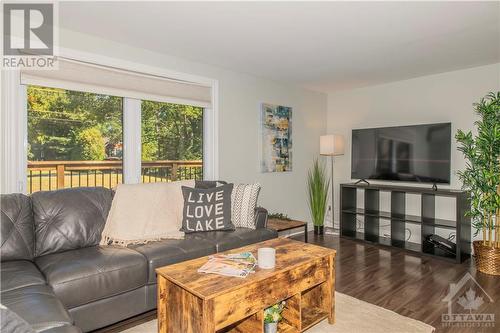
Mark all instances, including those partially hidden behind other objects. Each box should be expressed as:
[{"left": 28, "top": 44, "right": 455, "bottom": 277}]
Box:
[
  {"left": 156, "top": 238, "right": 336, "bottom": 333},
  {"left": 267, "top": 218, "right": 308, "bottom": 243}
]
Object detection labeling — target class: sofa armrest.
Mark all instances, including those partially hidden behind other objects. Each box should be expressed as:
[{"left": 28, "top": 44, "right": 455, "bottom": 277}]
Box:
[{"left": 254, "top": 207, "right": 268, "bottom": 229}]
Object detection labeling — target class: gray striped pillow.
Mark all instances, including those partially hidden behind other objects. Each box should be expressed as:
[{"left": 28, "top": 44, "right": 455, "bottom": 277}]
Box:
[{"left": 231, "top": 183, "right": 261, "bottom": 229}]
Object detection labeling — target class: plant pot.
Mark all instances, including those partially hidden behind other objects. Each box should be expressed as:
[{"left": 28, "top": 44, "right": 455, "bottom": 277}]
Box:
[
  {"left": 264, "top": 322, "right": 278, "bottom": 333},
  {"left": 314, "top": 225, "right": 324, "bottom": 235},
  {"left": 473, "top": 241, "right": 500, "bottom": 276}
]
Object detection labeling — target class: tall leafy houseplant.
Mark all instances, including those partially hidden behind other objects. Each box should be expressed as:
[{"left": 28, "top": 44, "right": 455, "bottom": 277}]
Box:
[
  {"left": 456, "top": 92, "right": 500, "bottom": 275},
  {"left": 307, "top": 159, "right": 330, "bottom": 235}
]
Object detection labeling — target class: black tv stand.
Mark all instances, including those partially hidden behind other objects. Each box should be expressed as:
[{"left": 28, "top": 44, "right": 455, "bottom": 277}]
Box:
[
  {"left": 340, "top": 183, "right": 471, "bottom": 263},
  {"left": 354, "top": 179, "right": 370, "bottom": 185},
  {"left": 432, "top": 183, "right": 438, "bottom": 191}
]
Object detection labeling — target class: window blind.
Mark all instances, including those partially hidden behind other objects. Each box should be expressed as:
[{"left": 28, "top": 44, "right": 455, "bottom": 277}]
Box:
[{"left": 20, "top": 58, "right": 212, "bottom": 108}]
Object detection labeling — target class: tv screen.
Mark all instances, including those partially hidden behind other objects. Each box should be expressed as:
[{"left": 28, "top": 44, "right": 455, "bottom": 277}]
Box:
[{"left": 351, "top": 123, "right": 451, "bottom": 184}]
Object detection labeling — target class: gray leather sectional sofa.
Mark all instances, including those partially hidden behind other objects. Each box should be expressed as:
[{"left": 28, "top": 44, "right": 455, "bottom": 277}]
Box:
[{"left": 0, "top": 187, "right": 277, "bottom": 332}]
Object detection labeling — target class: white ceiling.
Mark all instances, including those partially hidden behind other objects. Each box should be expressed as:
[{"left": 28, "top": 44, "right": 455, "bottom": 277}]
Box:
[{"left": 59, "top": 1, "right": 500, "bottom": 92}]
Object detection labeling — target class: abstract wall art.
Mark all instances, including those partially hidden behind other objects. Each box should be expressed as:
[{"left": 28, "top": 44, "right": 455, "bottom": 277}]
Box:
[{"left": 260, "top": 103, "right": 292, "bottom": 172}]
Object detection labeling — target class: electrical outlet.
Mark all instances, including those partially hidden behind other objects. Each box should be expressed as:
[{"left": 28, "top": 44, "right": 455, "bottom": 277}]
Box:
[{"left": 325, "top": 207, "right": 333, "bottom": 226}]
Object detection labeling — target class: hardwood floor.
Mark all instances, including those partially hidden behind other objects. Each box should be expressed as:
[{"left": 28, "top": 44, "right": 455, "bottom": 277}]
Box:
[
  {"left": 96, "top": 232, "right": 500, "bottom": 333},
  {"left": 296, "top": 232, "right": 500, "bottom": 333}
]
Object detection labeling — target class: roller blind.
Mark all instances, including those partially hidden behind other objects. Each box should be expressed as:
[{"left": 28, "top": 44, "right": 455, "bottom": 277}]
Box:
[{"left": 20, "top": 58, "right": 212, "bottom": 108}]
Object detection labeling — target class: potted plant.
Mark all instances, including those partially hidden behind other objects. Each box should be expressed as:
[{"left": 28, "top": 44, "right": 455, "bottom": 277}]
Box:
[
  {"left": 307, "top": 159, "right": 330, "bottom": 235},
  {"left": 456, "top": 91, "right": 500, "bottom": 275},
  {"left": 268, "top": 212, "right": 291, "bottom": 221},
  {"left": 263, "top": 301, "right": 286, "bottom": 333}
]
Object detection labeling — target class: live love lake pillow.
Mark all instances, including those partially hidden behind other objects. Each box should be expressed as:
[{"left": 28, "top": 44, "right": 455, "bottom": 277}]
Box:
[
  {"left": 194, "top": 180, "right": 227, "bottom": 189},
  {"left": 193, "top": 181, "right": 261, "bottom": 229},
  {"left": 180, "top": 183, "right": 235, "bottom": 233}
]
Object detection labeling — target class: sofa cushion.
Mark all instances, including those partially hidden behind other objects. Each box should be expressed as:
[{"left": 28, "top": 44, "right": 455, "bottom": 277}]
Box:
[
  {"left": 1, "top": 261, "right": 46, "bottom": 293},
  {"left": 0, "top": 303, "right": 36, "bottom": 333},
  {"left": 31, "top": 187, "right": 113, "bottom": 257},
  {"left": 39, "top": 325, "right": 82, "bottom": 333},
  {"left": 68, "top": 286, "right": 148, "bottom": 332},
  {"left": 185, "top": 227, "right": 278, "bottom": 252},
  {"left": 1, "top": 285, "right": 73, "bottom": 332},
  {"left": 1, "top": 193, "right": 35, "bottom": 261},
  {"left": 35, "top": 246, "right": 147, "bottom": 309},
  {"left": 130, "top": 239, "right": 216, "bottom": 284}
]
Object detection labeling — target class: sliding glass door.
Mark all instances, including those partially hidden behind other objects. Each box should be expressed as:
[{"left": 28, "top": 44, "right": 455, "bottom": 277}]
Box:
[{"left": 26, "top": 86, "right": 204, "bottom": 193}]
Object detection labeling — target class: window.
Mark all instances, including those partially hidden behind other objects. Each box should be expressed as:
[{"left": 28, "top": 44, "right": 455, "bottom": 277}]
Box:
[
  {"left": 141, "top": 100, "right": 203, "bottom": 182},
  {"left": 26, "top": 87, "right": 205, "bottom": 193},
  {"left": 1, "top": 59, "right": 217, "bottom": 194},
  {"left": 27, "top": 85, "right": 123, "bottom": 193}
]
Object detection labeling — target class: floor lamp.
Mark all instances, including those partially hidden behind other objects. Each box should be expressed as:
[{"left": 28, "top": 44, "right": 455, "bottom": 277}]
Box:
[{"left": 320, "top": 134, "right": 345, "bottom": 230}]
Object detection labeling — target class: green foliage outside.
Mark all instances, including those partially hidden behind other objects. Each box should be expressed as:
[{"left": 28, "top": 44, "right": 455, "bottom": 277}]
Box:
[
  {"left": 141, "top": 100, "right": 203, "bottom": 161},
  {"left": 456, "top": 92, "right": 500, "bottom": 247},
  {"left": 28, "top": 86, "right": 122, "bottom": 161},
  {"left": 28, "top": 86, "right": 203, "bottom": 162},
  {"left": 72, "top": 127, "right": 106, "bottom": 160}
]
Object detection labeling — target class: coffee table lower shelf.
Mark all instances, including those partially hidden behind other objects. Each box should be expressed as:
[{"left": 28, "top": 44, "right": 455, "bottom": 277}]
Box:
[
  {"left": 301, "top": 308, "right": 329, "bottom": 331},
  {"left": 217, "top": 281, "right": 332, "bottom": 333},
  {"left": 274, "top": 307, "right": 329, "bottom": 333}
]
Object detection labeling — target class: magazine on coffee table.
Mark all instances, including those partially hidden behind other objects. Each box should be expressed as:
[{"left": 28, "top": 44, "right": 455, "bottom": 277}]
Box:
[{"left": 198, "top": 252, "right": 257, "bottom": 278}]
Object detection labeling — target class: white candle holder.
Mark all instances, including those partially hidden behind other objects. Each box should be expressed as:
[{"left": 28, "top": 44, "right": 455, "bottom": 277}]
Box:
[{"left": 257, "top": 247, "right": 276, "bottom": 269}]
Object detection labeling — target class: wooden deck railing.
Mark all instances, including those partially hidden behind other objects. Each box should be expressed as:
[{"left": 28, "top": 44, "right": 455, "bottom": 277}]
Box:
[{"left": 27, "top": 160, "right": 203, "bottom": 193}]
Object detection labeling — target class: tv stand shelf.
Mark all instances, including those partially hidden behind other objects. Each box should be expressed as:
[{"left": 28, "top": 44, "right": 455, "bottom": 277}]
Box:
[{"left": 340, "top": 183, "right": 471, "bottom": 263}]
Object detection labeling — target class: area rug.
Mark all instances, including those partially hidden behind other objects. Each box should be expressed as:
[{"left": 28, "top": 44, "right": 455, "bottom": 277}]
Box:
[{"left": 122, "top": 292, "right": 435, "bottom": 333}]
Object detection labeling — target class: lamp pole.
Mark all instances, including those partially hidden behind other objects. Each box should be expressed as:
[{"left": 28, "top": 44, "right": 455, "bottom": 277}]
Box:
[
  {"left": 330, "top": 155, "right": 334, "bottom": 229},
  {"left": 320, "top": 134, "right": 344, "bottom": 231}
]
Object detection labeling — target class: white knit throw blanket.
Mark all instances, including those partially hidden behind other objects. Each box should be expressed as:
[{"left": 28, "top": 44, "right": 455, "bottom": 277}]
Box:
[{"left": 100, "top": 180, "right": 194, "bottom": 246}]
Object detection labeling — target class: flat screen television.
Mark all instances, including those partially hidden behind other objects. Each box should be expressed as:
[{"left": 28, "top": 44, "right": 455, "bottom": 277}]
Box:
[{"left": 351, "top": 123, "right": 451, "bottom": 184}]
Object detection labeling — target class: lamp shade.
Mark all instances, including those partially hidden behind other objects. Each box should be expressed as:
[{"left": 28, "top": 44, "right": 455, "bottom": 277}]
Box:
[{"left": 320, "top": 134, "right": 345, "bottom": 156}]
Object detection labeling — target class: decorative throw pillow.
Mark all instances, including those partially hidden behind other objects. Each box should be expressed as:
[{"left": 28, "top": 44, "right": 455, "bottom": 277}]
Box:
[
  {"left": 195, "top": 180, "right": 227, "bottom": 189},
  {"left": 180, "top": 184, "right": 235, "bottom": 233},
  {"left": 232, "top": 183, "right": 261, "bottom": 229}
]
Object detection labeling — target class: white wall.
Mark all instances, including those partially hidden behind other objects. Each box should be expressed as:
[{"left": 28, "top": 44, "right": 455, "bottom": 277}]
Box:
[
  {"left": 58, "top": 29, "right": 327, "bottom": 223},
  {"left": 327, "top": 63, "right": 500, "bottom": 239}
]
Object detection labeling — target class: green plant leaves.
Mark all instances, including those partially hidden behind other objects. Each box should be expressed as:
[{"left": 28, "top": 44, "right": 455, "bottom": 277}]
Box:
[
  {"left": 307, "top": 158, "right": 330, "bottom": 226},
  {"left": 455, "top": 92, "right": 500, "bottom": 237}
]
